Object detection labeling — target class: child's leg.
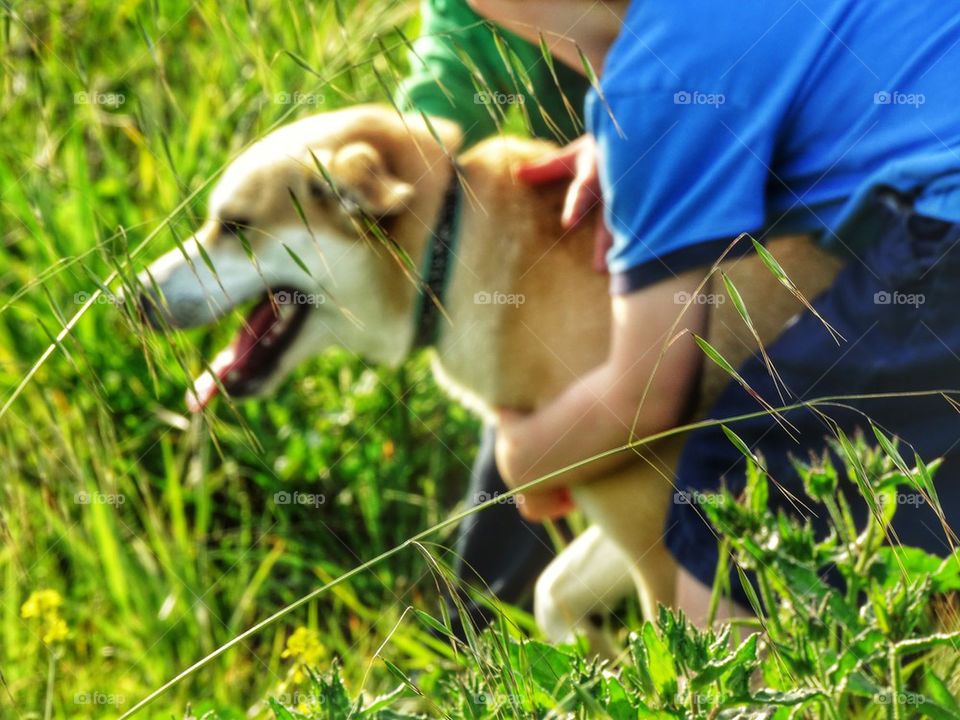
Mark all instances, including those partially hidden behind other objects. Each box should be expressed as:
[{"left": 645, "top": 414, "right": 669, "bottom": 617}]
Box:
[{"left": 668, "top": 198, "right": 960, "bottom": 612}]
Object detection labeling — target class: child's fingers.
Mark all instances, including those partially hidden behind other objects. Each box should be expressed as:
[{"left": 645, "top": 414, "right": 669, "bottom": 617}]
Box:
[
  {"left": 514, "top": 149, "right": 578, "bottom": 185},
  {"left": 592, "top": 216, "right": 613, "bottom": 273},
  {"left": 494, "top": 407, "right": 526, "bottom": 425},
  {"left": 517, "top": 488, "right": 576, "bottom": 522},
  {"left": 561, "top": 171, "right": 601, "bottom": 229}
]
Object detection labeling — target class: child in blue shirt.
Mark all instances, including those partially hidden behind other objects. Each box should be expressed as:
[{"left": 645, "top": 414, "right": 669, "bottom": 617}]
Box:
[{"left": 496, "top": 0, "right": 960, "bottom": 620}]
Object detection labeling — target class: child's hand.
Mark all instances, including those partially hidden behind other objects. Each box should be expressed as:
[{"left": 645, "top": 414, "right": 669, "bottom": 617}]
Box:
[
  {"left": 495, "top": 408, "right": 576, "bottom": 521},
  {"left": 515, "top": 135, "right": 613, "bottom": 273},
  {"left": 494, "top": 407, "right": 536, "bottom": 489},
  {"left": 516, "top": 487, "right": 575, "bottom": 522}
]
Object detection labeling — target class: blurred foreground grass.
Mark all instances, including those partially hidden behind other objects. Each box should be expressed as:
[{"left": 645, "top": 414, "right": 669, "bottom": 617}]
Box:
[
  {"left": 5, "top": 3, "right": 960, "bottom": 719},
  {"left": 0, "top": 1, "right": 493, "bottom": 715}
]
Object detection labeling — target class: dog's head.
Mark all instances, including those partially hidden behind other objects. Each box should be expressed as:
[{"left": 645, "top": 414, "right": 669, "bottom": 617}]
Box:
[{"left": 138, "top": 106, "right": 461, "bottom": 411}]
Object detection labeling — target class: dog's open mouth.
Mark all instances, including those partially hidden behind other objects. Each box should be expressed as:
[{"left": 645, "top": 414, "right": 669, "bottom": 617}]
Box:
[{"left": 186, "top": 287, "right": 310, "bottom": 412}]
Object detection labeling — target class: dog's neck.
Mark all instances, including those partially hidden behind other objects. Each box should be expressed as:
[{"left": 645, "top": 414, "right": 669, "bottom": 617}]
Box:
[
  {"left": 425, "top": 140, "right": 610, "bottom": 418},
  {"left": 411, "top": 167, "right": 463, "bottom": 350}
]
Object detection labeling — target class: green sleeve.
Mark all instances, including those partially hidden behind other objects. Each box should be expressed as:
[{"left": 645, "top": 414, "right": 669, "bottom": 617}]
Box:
[{"left": 397, "top": 0, "right": 590, "bottom": 148}]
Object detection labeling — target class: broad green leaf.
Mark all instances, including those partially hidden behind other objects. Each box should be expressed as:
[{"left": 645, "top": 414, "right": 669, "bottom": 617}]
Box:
[
  {"left": 642, "top": 622, "right": 678, "bottom": 699},
  {"left": 691, "top": 633, "right": 759, "bottom": 688},
  {"left": 925, "top": 672, "right": 960, "bottom": 715},
  {"left": 523, "top": 639, "right": 575, "bottom": 696}
]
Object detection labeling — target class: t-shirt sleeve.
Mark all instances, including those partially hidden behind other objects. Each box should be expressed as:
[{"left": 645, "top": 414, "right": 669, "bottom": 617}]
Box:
[
  {"left": 591, "top": 89, "right": 776, "bottom": 294},
  {"left": 398, "top": 0, "right": 590, "bottom": 147},
  {"left": 397, "top": 0, "right": 503, "bottom": 147}
]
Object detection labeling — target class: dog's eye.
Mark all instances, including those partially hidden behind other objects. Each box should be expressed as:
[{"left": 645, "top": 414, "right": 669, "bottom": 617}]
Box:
[
  {"left": 309, "top": 179, "right": 333, "bottom": 200},
  {"left": 220, "top": 218, "right": 251, "bottom": 236},
  {"left": 309, "top": 179, "right": 361, "bottom": 216}
]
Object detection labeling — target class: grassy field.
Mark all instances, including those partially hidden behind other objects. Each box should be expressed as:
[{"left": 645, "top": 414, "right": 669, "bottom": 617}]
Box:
[
  {"left": 4, "top": 2, "right": 960, "bottom": 719},
  {"left": 0, "top": 1, "right": 491, "bottom": 716}
]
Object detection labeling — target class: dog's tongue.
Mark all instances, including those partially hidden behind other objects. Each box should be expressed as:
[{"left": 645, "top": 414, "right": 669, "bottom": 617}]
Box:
[
  {"left": 185, "top": 297, "right": 284, "bottom": 413},
  {"left": 185, "top": 348, "right": 236, "bottom": 413}
]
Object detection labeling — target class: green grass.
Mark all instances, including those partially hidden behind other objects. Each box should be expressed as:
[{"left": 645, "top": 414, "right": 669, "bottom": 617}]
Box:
[
  {"left": 1, "top": 1, "right": 487, "bottom": 716},
  {"left": 267, "top": 435, "right": 960, "bottom": 719},
  {"left": 3, "top": 2, "right": 960, "bottom": 719}
]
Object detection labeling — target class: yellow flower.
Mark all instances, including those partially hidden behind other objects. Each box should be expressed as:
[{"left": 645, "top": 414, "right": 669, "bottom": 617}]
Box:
[
  {"left": 20, "top": 589, "right": 63, "bottom": 620},
  {"left": 42, "top": 617, "right": 69, "bottom": 645},
  {"left": 21, "top": 589, "right": 69, "bottom": 646},
  {"left": 282, "top": 626, "right": 324, "bottom": 683}
]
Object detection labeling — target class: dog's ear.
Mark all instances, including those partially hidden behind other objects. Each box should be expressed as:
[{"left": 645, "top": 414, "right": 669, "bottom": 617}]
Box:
[{"left": 320, "top": 141, "right": 414, "bottom": 216}]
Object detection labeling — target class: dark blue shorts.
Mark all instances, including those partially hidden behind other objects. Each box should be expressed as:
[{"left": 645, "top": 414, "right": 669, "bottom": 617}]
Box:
[{"left": 666, "top": 196, "right": 960, "bottom": 607}]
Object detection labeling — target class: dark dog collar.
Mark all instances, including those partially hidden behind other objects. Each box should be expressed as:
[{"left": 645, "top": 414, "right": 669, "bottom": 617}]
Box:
[{"left": 412, "top": 166, "right": 463, "bottom": 349}]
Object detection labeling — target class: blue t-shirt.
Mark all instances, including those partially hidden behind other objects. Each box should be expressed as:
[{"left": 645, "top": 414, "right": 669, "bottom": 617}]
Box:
[{"left": 588, "top": 0, "right": 960, "bottom": 293}]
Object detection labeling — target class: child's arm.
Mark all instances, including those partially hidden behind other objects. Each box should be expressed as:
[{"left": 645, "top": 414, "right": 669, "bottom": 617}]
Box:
[{"left": 496, "top": 272, "right": 707, "bottom": 502}]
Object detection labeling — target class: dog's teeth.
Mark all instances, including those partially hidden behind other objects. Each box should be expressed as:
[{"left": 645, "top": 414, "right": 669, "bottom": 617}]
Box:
[
  {"left": 262, "top": 337, "right": 273, "bottom": 347},
  {"left": 227, "top": 371, "right": 240, "bottom": 382},
  {"left": 278, "top": 304, "right": 296, "bottom": 321}
]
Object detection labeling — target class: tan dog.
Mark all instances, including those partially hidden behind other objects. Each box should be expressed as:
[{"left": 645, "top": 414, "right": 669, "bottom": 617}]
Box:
[{"left": 139, "top": 105, "right": 842, "bottom": 649}]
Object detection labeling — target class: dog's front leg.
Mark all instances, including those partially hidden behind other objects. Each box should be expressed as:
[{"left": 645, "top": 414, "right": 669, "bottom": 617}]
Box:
[
  {"left": 569, "top": 438, "right": 683, "bottom": 621},
  {"left": 534, "top": 524, "right": 635, "bottom": 657}
]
